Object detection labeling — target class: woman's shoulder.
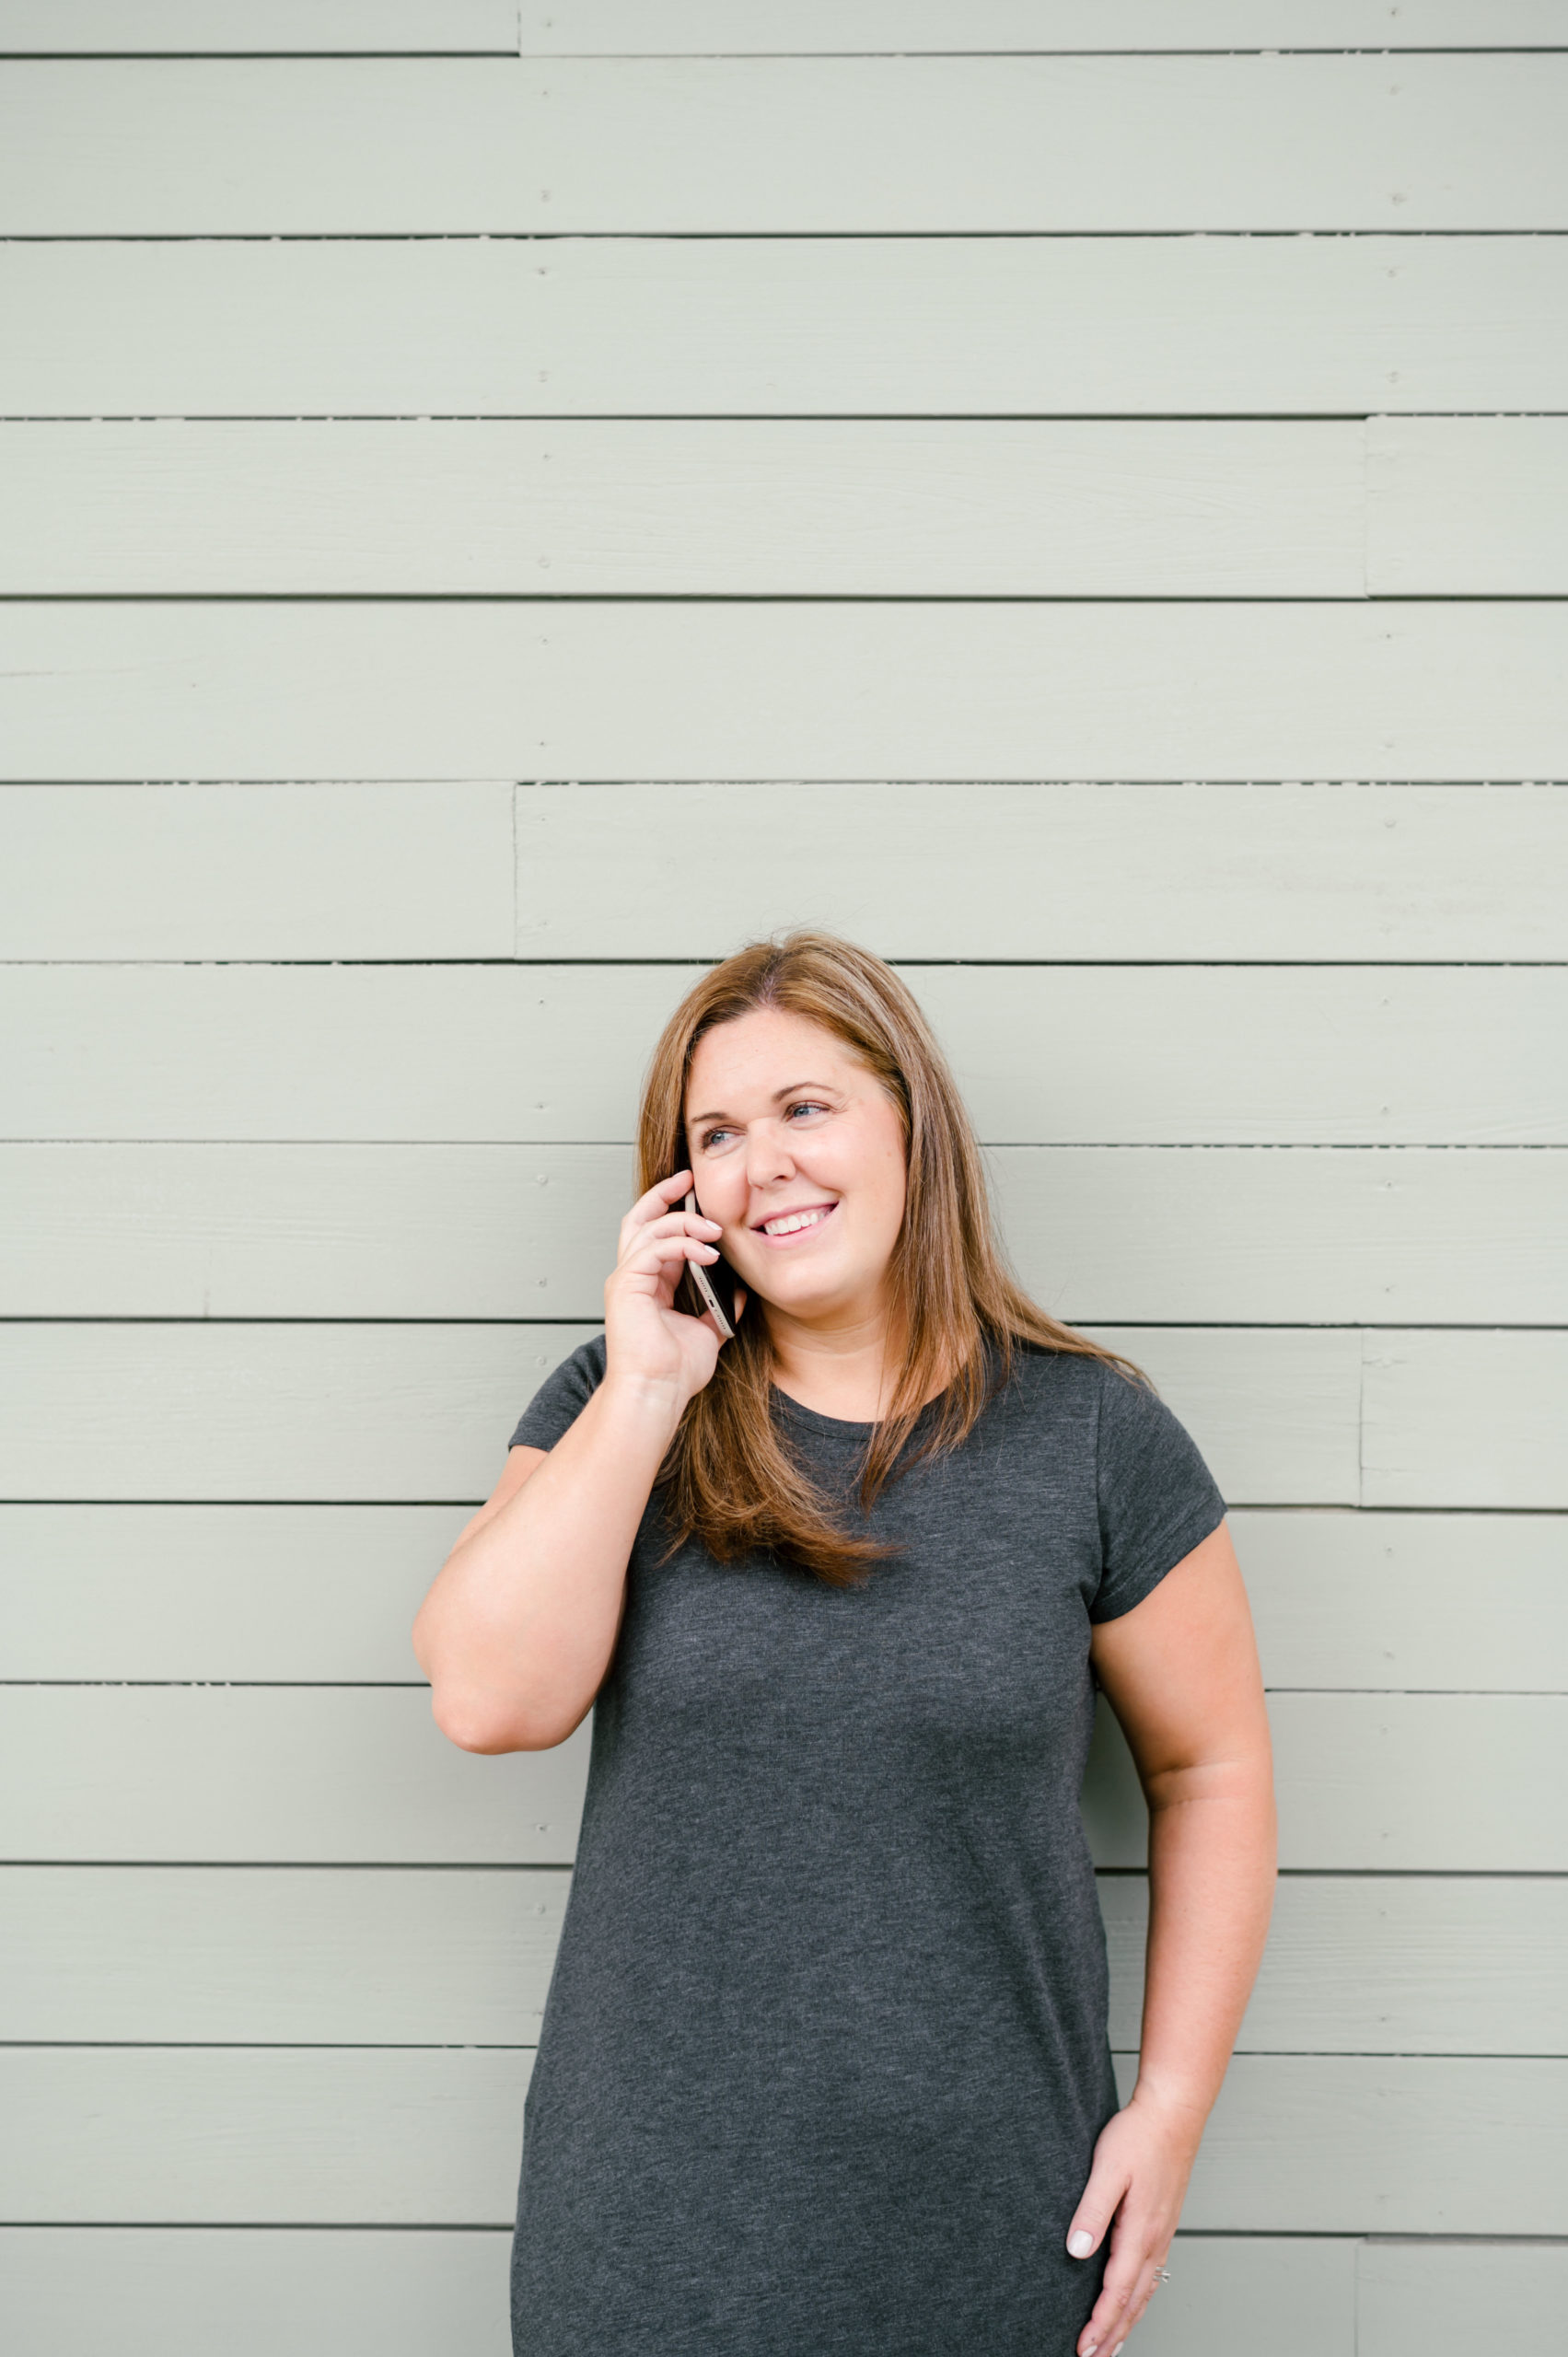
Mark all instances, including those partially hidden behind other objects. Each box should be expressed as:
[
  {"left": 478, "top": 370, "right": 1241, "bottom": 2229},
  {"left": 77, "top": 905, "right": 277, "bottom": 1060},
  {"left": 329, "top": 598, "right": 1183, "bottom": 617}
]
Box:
[{"left": 505, "top": 1330, "right": 609, "bottom": 1453}]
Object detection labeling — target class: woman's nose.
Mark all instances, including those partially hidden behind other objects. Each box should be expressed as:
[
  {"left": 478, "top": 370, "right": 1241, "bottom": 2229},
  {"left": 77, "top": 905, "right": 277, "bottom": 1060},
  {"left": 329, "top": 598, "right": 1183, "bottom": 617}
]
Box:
[{"left": 745, "top": 1123, "right": 796, "bottom": 1188}]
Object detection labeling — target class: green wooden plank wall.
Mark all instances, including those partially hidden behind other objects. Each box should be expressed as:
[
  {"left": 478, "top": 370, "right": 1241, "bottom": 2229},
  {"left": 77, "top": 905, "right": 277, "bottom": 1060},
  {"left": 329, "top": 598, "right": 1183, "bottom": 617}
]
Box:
[{"left": 0, "top": 13, "right": 1562, "bottom": 2354}]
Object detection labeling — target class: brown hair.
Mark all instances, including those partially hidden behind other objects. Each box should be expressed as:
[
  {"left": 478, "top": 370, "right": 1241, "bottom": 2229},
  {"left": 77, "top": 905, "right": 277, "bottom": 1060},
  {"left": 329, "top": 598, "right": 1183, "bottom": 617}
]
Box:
[{"left": 634, "top": 928, "right": 1150, "bottom": 1586}]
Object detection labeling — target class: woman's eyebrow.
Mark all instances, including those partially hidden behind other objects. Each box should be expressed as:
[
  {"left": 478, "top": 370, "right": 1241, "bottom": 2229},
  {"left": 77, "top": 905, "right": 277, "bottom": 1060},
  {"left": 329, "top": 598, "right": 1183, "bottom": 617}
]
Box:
[{"left": 687, "top": 1080, "right": 836, "bottom": 1125}]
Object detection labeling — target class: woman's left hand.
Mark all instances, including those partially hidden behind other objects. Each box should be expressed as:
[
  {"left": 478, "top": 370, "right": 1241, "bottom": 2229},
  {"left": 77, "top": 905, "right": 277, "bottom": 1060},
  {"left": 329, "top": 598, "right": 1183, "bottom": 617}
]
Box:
[{"left": 1065, "top": 2085, "right": 1204, "bottom": 2355}]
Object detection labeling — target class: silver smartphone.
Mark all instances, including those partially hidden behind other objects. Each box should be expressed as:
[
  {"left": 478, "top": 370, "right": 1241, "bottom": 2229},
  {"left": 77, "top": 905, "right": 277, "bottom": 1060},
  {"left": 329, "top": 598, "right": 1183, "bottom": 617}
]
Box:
[{"left": 679, "top": 1189, "right": 735, "bottom": 1340}]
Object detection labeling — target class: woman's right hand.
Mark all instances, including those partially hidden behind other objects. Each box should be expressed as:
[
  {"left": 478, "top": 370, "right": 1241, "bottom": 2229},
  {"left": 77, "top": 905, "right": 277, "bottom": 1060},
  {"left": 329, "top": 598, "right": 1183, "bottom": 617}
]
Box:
[{"left": 603, "top": 1169, "right": 749, "bottom": 1403}]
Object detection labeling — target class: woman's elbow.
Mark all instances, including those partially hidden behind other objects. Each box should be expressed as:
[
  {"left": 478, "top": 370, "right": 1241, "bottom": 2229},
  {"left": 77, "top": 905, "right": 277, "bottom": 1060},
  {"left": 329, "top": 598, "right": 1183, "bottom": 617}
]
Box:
[{"left": 427, "top": 1679, "right": 583, "bottom": 1756}]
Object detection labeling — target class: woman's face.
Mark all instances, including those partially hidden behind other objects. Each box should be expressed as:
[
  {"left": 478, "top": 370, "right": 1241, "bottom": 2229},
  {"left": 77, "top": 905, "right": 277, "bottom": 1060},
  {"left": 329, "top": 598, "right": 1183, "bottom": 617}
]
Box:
[{"left": 683, "top": 1007, "right": 909, "bottom": 1326}]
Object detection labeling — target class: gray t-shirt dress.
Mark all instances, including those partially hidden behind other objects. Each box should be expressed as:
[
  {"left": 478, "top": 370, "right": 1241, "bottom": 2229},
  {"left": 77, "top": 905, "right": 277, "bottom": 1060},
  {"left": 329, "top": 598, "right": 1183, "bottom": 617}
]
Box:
[{"left": 504, "top": 1331, "right": 1226, "bottom": 2356}]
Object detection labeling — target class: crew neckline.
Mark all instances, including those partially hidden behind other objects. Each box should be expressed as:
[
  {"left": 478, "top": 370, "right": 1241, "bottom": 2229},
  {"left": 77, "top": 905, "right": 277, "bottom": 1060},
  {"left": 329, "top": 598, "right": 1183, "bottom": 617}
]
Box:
[{"left": 769, "top": 1337, "right": 1007, "bottom": 1438}]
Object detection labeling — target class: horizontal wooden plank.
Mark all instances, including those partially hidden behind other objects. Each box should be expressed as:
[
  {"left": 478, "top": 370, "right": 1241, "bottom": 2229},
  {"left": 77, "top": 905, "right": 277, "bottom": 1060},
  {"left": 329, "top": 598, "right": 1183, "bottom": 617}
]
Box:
[
  {"left": 0, "top": 2046, "right": 535, "bottom": 2222},
  {"left": 8, "top": 967, "right": 1560, "bottom": 1146},
  {"left": 0, "top": 780, "right": 515, "bottom": 961},
  {"left": 517, "top": 781, "right": 1568, "bottom": 963},
  {"left": 0, "top": 2226, "right": 1360, "bottom": 2357},
  {"left": 0, "top": 421, "right": 1366, "bottom": 598},
  {"left": 991, "top": 1148, "right": 1568, "bottom": 1323},
  {"left": 6, "top": 1144, "right": 1563, "bottom": 1326},
  {"left": 3, "top": 2045, "right": 1562, "bottom": 2231},
  {"left": 3, "top": 58, "right": 1564, "bottom": 235},
  {"left": 6, "top": 1505, "right": 1562, "bottom": 1690},
  {"left": 0, "top": 1867, "right": 568, "bottom": 2043},
  {"left": 0, "top": 1692, "right": 592, "bottom": 1865},
  {"left": 0, "top": 2228, "right": 515, "bottom": 2357},
  {"left": 4, "top": 1687, "right": 1562, "bottom": 1871},
  {"left": 6, "top": 783, "right": 1564, "bottom": 964},
  {"left": 1369, "top": 416, "right": 1568, "bottom": 597},
  {"left": 0, "top": 1321, "right": 1365, "bottom": 1505},
  {"left": 7, "top": 1324, "right": 1560, "bottom": 1511},
  {"left": 3, "top": 3, "right": 1554, "bottom": 57},
  {"left": 1088, "top": 1692, "right": 1568, "bottom": 1871},
  {"left": 1103, "top": 1875, "right": 1568, "bottom": 2055},
  {"left": 1363, "top": 1329, "right": 1568, "bottom": 1510},
  {"left": 1356, "top": 2238, "right": 1568, "bottom": 2354},
  {"left": 510, "top": 4, "right": 1568, "bottom": 52},
  {"left": 6, "top": 1866, "right": 1562, "bottom": 2054},
  {"left": 1157, "top": 2056, "right": 1568, "bottom": 2234},
  {"left": 1234, "top": 1510, "right": 1568, "bottom": 1694},
  {"left": 0, "top": 4, "right": 517, "bottom": 51},
  {"left": 6, "top": 237, "right": 1565, "bottom": 419},
  {"left": 5, "top": 602, "right": 1566, "bottom": 779}
]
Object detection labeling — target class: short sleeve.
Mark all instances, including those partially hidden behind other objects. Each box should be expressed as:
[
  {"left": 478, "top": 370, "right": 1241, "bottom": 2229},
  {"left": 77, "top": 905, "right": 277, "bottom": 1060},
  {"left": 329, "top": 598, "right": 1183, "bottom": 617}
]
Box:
[
  {"left": 1090, "top": 1361, "right": 1227, "bottom": 1623},
  {"left": 506, "top": 1332, "right": 609, "bottom": 1454}
]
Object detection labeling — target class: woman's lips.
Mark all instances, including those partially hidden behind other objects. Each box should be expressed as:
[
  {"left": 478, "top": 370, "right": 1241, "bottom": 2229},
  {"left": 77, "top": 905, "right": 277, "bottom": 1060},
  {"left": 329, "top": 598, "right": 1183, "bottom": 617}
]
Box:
[{"left": 751, "top": 1201, "right": 839, "bottom": 1249}]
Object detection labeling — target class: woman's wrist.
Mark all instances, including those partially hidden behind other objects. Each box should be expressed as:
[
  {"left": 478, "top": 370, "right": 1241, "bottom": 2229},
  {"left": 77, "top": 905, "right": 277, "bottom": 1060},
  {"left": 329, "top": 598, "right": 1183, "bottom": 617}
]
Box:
[
  {"left": 1123, "top": 2072, "right": 1213, "bottom": 2145},
  {"left": 596, "top": 1363, "right": 691, "bottom": 1443}
]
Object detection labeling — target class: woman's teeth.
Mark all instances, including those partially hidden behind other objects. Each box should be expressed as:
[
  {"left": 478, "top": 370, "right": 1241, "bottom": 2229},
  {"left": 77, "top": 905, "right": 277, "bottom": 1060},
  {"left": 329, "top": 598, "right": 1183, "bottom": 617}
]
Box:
[{"left": 761, "top": 1207, "right": 830, "bottom": 1237}]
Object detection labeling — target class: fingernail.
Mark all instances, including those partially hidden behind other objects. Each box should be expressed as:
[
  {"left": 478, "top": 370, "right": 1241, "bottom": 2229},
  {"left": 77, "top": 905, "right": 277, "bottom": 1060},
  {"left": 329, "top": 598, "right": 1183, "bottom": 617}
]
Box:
[
  {"left": 1113, "top": 2343, "right": 1125, "bottom": 2354},
  {"left": 1069, "top": 2229, "right": 1095, "bottom": 2258}
]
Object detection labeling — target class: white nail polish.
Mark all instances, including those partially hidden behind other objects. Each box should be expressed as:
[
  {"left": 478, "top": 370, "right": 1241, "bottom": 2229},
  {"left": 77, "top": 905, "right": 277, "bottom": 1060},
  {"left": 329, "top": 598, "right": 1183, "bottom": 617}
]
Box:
[
  {"left": 1113, "top": 2343, "right": 1125, "bottom": 2354},
  {"left": 1069, "top": 2229, "right": 1095, "bottom": 2258}
]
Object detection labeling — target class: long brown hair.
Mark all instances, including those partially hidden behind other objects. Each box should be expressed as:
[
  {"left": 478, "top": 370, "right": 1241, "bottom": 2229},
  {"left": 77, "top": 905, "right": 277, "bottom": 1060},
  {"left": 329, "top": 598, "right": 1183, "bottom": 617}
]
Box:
[{"left": 634, "top": 929, "right": 1150, "bottom": 1586}]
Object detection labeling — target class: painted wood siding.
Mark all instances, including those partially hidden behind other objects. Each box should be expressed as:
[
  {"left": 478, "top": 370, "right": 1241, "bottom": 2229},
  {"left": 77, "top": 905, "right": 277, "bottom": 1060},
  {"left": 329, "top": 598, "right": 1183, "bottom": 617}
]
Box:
[{"left": 1, "top": 11, "right": 1562, "bottom": 2354}]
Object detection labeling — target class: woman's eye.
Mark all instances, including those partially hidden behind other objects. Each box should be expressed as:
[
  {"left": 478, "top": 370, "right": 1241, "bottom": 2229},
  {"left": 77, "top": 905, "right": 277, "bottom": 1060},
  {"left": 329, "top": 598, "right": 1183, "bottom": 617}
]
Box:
[
  {"left": 786, "top": 1100, "right": 829, "bottom": 1121},
  {"left": 700, "top": 1127, "right": 733, "bottom": 1150}
]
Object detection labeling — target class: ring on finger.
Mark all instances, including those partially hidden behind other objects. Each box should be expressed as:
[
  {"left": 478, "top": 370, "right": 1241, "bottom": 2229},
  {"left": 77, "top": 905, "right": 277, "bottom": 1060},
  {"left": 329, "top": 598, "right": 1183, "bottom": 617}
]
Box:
[{"left": 1152, "top": 2268, "right": 1172, "bottom": 2285}]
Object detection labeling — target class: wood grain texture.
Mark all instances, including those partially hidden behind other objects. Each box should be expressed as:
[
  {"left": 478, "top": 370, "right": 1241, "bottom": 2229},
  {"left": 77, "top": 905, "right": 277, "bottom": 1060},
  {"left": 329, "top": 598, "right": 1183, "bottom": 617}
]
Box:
[
  {"left": 1356, "top": 2239, "right": 1568, "bottom": 2354},
  {"left": 515, "top": 781, "right": 1568, "bottom": 963},
  {"left": 4, "top": 2045, "right": 1562, "bottom": 2229},
  {"left": 0, "top": 420, "right": 1365, "bottom": 598},
  {"left": 1368, "top": 416, "right": 1568, "bottom": 597},
  {"left": 5, "top": 600, "right": 1565, "bottom": 779},
  {"left": 8, "top": 966, "right": 1560, "bottom": 1145},
  {"left": 0, "top": 1321, "right": 1364, "bottom": 1506},
  {"left": 6, "top": 1504, "right": 1562, "bottom": 1690},
  {"left": 5, "top": 1687, "right": 1562, "bottom": 1871},
  {"left": 1363, "top": 1330, "right": 1568, "bottom": 1510},
  {"left": 6, "top": 782, "right": 1564, "bottom": 964},
  {"left": 6, "top": 236, "right": 1565, "bottom": 418},
  {"left": 3, "top": 58, "right": 1565, "bottom": 235},
  {"left": 5, "top": 1143, "right": 1563, "bottom": 1325},
  {"left": 0, "top": 3, "right": 517, "bottom": 50},
  {"left": 6, "top": 1866, "right": 1562, "bottom": 2054}
]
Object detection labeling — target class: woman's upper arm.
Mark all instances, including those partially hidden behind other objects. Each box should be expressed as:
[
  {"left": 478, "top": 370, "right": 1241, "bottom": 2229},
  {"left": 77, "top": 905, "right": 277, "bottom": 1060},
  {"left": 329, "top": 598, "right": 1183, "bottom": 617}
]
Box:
[
  {"left": 1088, "top": 1517, "right": 1272, "bottom": 1791},
  {"left": 445, "top": 1443, "right": 549, "bottom": 1557}
]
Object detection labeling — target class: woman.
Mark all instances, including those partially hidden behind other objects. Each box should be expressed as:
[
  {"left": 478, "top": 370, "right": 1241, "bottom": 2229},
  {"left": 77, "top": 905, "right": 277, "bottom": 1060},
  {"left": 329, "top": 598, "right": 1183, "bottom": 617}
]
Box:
[{"left": 412, "top": 929, "right": 1276, "bottom": 2357}]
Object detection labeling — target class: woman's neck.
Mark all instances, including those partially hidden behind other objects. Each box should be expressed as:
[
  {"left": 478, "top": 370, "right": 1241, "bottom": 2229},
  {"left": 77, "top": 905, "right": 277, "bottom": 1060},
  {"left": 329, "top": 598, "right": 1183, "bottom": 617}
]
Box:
[{"left": 764, "top": 1300, "right": 950, "bottom": 1423}]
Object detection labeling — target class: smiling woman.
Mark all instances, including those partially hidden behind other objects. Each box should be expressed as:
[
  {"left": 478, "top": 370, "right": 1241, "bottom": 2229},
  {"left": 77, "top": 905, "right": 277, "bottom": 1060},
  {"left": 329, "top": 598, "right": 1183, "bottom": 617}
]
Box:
[{"left": 411, "top": 928, "right": 1277, "bottom": 2357}]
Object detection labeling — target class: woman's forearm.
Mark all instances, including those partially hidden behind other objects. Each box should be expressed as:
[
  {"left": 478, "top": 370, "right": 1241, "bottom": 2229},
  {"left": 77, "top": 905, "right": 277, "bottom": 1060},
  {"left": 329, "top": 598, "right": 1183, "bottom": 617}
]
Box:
[
  {"left": 1129, "top": 1760, "right": 1278, "bottom": 2131},
  {"left": 412, "top": 1372, "right": 685, "bottom": 1753}
]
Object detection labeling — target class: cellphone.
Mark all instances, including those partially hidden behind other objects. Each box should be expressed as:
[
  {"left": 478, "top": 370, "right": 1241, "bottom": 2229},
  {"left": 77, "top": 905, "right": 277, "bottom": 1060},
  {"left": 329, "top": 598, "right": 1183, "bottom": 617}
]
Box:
[{"left": 677, "top": 1189, "right": 736, "bottom": 1340}]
